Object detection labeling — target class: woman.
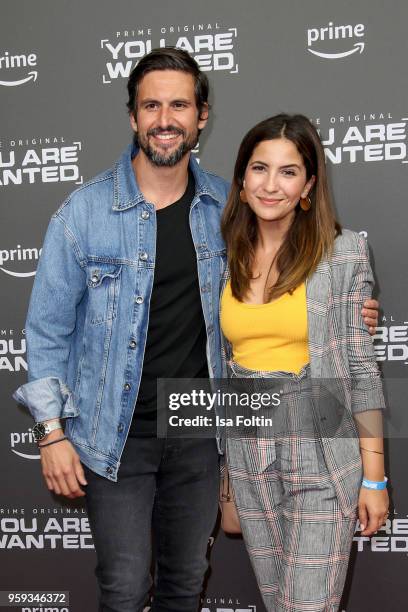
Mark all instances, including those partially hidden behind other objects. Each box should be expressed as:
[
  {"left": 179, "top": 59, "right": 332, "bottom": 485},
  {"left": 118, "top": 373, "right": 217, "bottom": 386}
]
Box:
[{"left": 219, "top": 114, "right": 388, "bottom": 612}]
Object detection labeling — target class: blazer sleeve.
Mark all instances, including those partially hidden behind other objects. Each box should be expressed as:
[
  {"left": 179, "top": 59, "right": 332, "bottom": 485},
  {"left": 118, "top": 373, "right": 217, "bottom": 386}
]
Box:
[{"left": 346, "top": 234, "right": 386, "bottom": 413}]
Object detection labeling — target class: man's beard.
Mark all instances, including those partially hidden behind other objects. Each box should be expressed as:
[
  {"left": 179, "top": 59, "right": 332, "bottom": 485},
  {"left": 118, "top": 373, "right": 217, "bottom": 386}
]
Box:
[{"left": 137, "top": 126, "right": 198, "bottom": 167}]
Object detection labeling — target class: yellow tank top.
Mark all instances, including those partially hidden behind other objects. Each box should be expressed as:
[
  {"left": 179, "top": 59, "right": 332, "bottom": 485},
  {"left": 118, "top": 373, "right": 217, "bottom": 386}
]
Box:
[{"left": 220, "top": 280, "right": 309, "bottom": 373}]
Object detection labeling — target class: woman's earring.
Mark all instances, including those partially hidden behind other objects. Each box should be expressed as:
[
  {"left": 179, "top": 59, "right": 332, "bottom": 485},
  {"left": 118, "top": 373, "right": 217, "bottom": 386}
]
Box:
[
  {"left": 240, "top": 189, "right": 247, "bottom": 203},
  {"left": 300, "top": 195, "right": 311, "bottom": 211}
]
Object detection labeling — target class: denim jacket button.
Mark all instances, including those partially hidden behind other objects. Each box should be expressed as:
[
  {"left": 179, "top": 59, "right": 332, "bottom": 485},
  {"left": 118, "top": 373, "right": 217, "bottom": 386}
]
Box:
[
  {"left": 106, "top": 466, "right": 114, "bottom": 475},
  {"left": 117, "top": 423, "right": 124, "bottom": 433},
  {"left": 124, "top": 383, "right": 131, "bottom": 391},
  {"left": 141, "top": 211, "right": 150, "bottom": 220},
  {"left": 139, "top": 252, "right": 148, "bottom": 261},
  {"left": 16, "top": 146, "right": 229, "bottom": 474},
  {"left": 129, "top": 340, "right": 137, "bottom": 349}
]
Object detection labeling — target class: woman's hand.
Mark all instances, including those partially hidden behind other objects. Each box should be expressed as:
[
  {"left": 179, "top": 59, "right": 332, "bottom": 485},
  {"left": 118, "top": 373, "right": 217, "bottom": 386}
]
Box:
[
  {"left": 362, "top": 298, "right": 379, "bottom": 335},
  {"left": 358, "top": 487, "right": 389, "bottom": 536}
]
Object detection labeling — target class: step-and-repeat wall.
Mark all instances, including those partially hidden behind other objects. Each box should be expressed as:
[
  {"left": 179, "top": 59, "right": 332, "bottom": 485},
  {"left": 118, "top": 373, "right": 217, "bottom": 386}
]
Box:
[{"left": 1, "top": 1, "right": 407, "bottom": 610}]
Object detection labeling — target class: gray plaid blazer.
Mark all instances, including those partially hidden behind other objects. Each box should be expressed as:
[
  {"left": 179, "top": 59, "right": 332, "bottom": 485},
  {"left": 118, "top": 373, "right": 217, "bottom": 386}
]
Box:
[{"left": 219, "top": 229, "right": 386, "bottom": 517}]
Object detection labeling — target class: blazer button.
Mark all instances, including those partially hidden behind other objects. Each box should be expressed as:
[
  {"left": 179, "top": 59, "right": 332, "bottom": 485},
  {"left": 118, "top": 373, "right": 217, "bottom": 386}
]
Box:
[
  {"left": 124, "top": 383, "right": 131, "bottom": 391},
  {"left": 139, "top": 252, "right": 148, "bottom": 261},
  {"left": 141, "top": 211, "right": 150, "bottom": 220},
  {"left": 135, "top": 296, "right": 144, "bottom": 304}
]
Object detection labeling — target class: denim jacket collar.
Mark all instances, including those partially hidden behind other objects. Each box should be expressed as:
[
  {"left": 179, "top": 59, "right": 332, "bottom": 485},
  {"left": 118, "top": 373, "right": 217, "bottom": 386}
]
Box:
[{"left": 112, "top": 142, "right": 224, "bottom": 211}]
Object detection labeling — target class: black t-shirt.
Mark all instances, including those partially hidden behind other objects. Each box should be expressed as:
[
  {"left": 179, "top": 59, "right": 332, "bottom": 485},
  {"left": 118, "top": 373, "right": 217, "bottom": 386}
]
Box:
[{"left": 128, "top": 171, "right": 208, "bottom": 437}]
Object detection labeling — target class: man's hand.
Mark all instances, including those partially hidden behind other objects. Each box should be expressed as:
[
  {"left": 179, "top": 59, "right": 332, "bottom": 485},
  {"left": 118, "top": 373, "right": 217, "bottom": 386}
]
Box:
[
  {"left": 362, "top": 298, "right": 379, "bottom": 335},
  {"left": 40, "top": 429, "right": 87, "bottom": 498}
]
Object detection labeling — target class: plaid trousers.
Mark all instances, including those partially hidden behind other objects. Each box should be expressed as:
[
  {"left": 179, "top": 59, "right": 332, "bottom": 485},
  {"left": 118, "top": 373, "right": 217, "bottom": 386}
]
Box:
[{"left": 226, "top": 361, "right": 358, "bottom": 612}]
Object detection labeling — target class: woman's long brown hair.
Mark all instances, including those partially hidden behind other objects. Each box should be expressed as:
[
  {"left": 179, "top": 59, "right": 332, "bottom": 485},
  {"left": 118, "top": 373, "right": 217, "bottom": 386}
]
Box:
[{"left": 221, "top": 114, "right": 341, "bottom": 302}]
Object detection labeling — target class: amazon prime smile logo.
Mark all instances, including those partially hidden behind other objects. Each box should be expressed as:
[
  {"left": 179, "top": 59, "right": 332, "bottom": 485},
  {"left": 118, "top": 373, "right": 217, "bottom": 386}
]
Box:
[
  {"left": 10, "top": 428, "right": 40, "bottom": 460},
  {"left": 0, "top": 50, "right": 38, "bottom": 86},
  {"left": 307, "top": 22, "right": 365, "bottom": 59},
  {"left": 0, "top": 245, "right": 41, "bottom": 278}
]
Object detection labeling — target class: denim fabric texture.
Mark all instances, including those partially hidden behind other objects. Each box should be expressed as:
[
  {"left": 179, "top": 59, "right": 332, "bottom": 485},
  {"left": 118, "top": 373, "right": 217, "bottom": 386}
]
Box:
[
  {"left": 14, "top": 143, "right": 230, "bottom": 480},
  {"left": 84, "top": 437, "right": 219, "bottom": 612}
]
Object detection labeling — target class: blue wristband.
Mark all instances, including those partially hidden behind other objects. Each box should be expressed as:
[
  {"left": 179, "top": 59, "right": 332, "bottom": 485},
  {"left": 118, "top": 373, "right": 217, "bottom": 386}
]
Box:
[{"left": 362, "top": 476, "right": 388, "bottom": 490}]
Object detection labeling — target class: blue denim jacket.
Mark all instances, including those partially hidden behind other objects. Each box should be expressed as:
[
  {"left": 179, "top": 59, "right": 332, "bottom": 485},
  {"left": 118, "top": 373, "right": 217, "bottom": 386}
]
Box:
[{"left": 14, "top": 143, "right": 230, "bottom": 480}]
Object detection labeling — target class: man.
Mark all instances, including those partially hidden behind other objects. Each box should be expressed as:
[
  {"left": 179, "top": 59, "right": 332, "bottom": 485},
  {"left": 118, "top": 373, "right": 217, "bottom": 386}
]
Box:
[{"left": 14, "top": 48, "right": 379, "bottom": 612}]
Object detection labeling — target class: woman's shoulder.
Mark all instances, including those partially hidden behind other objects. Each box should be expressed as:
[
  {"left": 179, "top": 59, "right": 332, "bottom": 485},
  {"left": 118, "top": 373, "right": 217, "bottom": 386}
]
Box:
[{"left": 333, "top": 228, "right": 367, "bottom": 256}]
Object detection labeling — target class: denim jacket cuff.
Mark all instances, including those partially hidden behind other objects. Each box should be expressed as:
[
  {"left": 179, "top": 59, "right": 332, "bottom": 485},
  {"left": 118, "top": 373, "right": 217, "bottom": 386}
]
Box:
[{"left": 13, "top": 377, "right": 79, "bottom": 423}]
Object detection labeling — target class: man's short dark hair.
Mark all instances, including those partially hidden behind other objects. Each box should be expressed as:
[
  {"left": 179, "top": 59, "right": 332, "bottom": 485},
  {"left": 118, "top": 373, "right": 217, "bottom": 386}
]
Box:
[{"left": 126, "top": 47, "right": 209, "bottom": 119}]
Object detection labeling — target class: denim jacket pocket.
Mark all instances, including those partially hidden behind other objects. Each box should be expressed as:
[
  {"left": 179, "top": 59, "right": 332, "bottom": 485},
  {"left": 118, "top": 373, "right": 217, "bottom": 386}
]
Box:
[{"left": 86, "top": 262, "right": 122, "bottom": 325}]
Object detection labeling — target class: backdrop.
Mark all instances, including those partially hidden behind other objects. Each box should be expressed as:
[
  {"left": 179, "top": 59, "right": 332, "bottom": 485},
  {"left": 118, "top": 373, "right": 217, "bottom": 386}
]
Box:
[{"left": 1, "top": 1, "right": 407, "bottom": 610}]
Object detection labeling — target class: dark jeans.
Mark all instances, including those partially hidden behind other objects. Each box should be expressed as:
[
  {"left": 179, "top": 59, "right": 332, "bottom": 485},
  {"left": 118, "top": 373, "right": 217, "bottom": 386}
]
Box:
[{"left": 84, "top": 437, "right": 219, "bottom": 612}]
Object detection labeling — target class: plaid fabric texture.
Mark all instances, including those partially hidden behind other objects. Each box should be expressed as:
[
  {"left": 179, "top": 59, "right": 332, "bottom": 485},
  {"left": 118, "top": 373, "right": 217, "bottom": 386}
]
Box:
[
  {"left": 220, "top": 229, "right": 386, "bottom": 518},
  {"left": 219, "top": 230, "right": 387, "bottom": 610},
  {"left": 227, "top": 363, "right": 357, "bottom": 612}
]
